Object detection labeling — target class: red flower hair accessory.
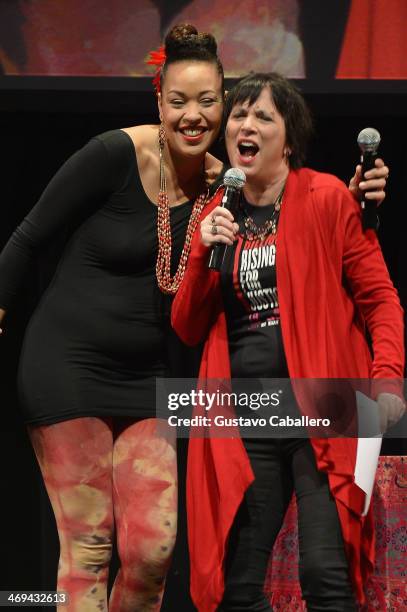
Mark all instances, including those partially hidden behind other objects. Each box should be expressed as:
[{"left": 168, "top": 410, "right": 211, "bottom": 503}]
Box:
[{"left": 146, "top": 46, "right": 166, "bottom": 94}]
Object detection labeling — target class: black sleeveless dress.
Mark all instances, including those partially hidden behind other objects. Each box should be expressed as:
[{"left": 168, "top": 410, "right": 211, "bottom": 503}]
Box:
[{"left": 0, "top": 130, "right": 195, "bottom": 425}]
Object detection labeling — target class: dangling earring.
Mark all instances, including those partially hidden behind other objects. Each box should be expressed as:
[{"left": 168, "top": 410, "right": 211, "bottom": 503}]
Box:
[
  {"left": 158, "top": 123, "right": 166, "bottom": 151},
  {"left": 284, "top": 148, "right": 291, "bottom": 162}
]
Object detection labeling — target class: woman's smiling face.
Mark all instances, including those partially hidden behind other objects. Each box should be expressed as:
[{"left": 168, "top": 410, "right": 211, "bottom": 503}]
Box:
[
  {"left": 225, "top": 86, "right": 288, "bottom": 184},
  {"left": 158, "top": 61, "right": 223, "bottom": 159}
]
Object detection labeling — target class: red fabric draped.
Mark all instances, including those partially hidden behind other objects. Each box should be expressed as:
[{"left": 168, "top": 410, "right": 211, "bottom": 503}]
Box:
[{"left": 336, "top": 0, "right": 407, "bottom": 78}]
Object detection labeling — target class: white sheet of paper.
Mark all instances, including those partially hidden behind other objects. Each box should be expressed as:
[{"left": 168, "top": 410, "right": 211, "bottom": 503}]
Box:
[{"left": 354, "top": 391, "right": 382, "bottom": 516}]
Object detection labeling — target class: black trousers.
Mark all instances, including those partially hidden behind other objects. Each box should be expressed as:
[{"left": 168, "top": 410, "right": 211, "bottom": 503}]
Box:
[{"left": 219, "top": 438, "right": 358, "bottom": 612}]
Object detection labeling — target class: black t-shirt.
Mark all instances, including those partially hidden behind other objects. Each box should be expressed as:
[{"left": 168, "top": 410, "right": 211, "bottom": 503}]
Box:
[{"left": 221, "top": 198, "right": 289, "bottom": 379}]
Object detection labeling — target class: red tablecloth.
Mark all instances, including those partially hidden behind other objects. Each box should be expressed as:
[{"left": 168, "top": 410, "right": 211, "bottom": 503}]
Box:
[{"left": 264, "top": 456, "right": 407, "bottom": 610}]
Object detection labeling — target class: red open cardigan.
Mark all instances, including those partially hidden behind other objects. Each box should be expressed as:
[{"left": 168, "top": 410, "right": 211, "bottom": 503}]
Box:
[{"left": 172, "top": 168, "right": 404, "bottom": 611}]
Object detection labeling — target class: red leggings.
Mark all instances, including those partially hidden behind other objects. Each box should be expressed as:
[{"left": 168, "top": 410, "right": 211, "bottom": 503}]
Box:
[{"left": 29, "top": 417, "right": 177, "bottom": 612}]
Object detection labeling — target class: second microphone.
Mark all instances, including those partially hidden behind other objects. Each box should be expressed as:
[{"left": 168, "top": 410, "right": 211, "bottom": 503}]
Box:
[{"left": 208, "top": 167, "right": 246, "bottom": 271}]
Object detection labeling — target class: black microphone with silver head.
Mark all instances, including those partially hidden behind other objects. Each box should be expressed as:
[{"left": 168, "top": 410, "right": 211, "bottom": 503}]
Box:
[
  {"left": 357, "top": 127, "right": 381, "bottom": 230},
  {"left": 208, "top": 167, "right": 246, "bottom": 271}
]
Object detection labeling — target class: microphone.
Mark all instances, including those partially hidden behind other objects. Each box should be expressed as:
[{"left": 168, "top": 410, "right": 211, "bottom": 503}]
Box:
[
  {"left": 208, "top": 167, "right": 246, "bottom": 271},
  {"left": 357, "top": 127, "right": 381, "bottom": 230}
]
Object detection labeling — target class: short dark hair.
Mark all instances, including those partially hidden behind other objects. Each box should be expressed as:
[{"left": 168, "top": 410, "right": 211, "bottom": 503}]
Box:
[
  {"left": 161, "top": 24, "right": 224, "bottom": 92},
  {"left": 224, "top": 72, "right": 313, "bottom": 169}
]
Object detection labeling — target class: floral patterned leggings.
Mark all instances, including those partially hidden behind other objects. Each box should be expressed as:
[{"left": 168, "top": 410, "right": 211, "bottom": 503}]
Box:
[{"left": 29, "top": 417, "right": 177, "bottom": 612}]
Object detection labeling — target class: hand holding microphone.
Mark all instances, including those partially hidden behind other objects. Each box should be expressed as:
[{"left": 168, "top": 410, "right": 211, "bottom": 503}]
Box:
[
  {"left": 202, "top": 168, "right": 246, "bottom": 271},
  {"left": 349, "top": 157, "right": 388, "bottom": 205},
  {"left": 357, "top": 127, "right": 382, "bottom": 230}
]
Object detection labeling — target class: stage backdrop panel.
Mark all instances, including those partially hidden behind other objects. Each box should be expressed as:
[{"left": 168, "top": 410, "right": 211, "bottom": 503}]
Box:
[{"left": 0, "top": 0, "right": 303, "bottom": 77}]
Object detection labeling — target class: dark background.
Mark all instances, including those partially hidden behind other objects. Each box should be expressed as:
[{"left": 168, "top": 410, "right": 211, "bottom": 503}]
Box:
[{"left": 1, "top": 1, "right": 407, "bottom": 607}]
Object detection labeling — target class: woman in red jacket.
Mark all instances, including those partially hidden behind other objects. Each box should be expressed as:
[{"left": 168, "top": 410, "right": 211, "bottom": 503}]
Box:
[{"left": 171, "top": 72, "right": 405, "bottom": 611}]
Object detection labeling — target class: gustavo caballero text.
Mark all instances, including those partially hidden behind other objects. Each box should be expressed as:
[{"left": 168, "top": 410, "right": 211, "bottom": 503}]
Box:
[{"left": 167, "top": 415, "right": 331, "bottom": 428}]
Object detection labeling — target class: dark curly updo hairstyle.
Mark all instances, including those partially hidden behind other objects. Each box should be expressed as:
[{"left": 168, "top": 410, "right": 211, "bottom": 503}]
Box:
[
  {"left": 161, "top": 24, "right": 224, "bottom": 92},
  {"left": 224, "top": 72, "right": 313, "bottom": 169}
]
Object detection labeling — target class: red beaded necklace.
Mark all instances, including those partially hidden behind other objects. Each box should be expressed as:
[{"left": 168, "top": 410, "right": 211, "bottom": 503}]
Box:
[{"left": 155, "top": 135, "right": 208, "bottom": 295}]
